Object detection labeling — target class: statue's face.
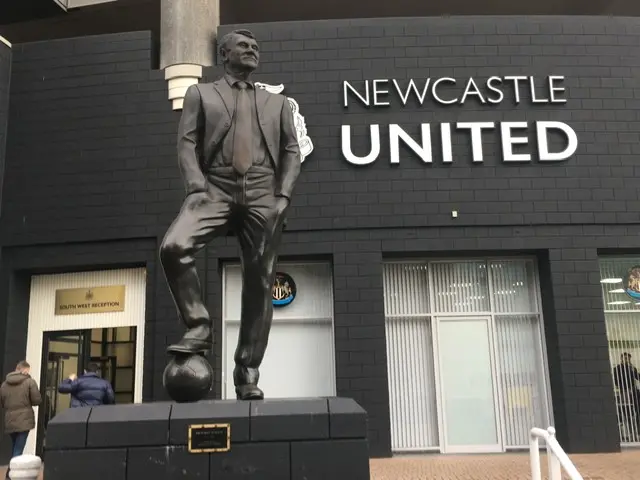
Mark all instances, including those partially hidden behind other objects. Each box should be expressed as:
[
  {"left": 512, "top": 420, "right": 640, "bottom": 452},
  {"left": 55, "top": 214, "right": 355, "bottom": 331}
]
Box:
[{"left": 223, "top": 34, "right": 259, "bottom": 72}]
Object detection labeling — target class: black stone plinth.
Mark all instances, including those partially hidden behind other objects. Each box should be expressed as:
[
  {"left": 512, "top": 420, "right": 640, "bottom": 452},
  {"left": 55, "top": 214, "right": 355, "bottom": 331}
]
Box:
[{"left": 44, "top": 397, "right": 370, "bottom": 480}]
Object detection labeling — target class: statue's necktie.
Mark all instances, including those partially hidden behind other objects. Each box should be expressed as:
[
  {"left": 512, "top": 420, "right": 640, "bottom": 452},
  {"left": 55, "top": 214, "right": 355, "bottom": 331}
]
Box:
[{"left": 232, "top": 81, "right": 252, "bottom": 176}]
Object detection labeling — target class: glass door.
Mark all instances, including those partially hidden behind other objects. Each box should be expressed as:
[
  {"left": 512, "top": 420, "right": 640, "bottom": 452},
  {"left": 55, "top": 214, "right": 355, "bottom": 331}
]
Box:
[
  {"left": 36, "top": 330, "right": 89, "bottom": 457},
  {"left": 436, "top": 316, "right": 503, "bottom": 453}
]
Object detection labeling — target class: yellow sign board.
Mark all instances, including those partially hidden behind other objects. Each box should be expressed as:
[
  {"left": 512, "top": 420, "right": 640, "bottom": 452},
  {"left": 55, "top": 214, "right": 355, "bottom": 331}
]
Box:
[{"left": 55, "top": 285, "right": 126, "bottom": 316}]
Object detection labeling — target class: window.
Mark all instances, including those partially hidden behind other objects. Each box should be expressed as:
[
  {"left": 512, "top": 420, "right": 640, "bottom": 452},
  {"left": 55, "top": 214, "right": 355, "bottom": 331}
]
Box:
[
  {"left": 599, "top": 256, "right": 640, "bottom": 445},
  {"left": 383, "top": 258, "right": 551, "bottom": 452},
  {"left": 222, "top": 262, "right": 336, "bottom": 399}
]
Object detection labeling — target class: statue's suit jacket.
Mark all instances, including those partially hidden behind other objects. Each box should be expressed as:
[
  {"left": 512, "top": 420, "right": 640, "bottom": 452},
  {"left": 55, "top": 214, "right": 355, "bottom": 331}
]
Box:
[{"left": 177, "top": 79, "right": 301, "bottom": 200}]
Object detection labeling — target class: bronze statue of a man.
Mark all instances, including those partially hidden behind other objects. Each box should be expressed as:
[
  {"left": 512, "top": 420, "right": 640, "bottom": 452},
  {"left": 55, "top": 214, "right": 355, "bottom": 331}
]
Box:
[{"left": 160, "top": 29, "right": 301, "bottom": 400}]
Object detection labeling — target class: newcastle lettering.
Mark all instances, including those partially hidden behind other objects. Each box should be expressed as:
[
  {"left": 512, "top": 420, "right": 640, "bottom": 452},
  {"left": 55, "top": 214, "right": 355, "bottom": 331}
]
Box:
[
  {"left": 342, "top": 75, "right": 567, "bottom": 107},
  {"left": 340, "top": 75, "right": 578, "bottom": 165}
]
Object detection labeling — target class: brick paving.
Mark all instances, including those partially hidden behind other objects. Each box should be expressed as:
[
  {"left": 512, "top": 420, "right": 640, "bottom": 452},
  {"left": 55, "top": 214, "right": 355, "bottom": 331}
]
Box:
[
  {"left": 0, "top": 451, "right": 638, "bottom": 479},
  {"left": 370, "top": 451, "right": 640, "bottom": 479}
]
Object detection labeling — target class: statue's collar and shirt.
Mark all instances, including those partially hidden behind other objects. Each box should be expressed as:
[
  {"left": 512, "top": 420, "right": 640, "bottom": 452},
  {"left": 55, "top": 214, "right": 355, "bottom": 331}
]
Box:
[{"left": 224, "top": 73, "right": 255, "bottom": 90}]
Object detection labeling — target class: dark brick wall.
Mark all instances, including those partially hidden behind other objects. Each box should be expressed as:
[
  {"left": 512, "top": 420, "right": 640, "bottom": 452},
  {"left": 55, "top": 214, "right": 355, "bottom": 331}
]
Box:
[
  {"left": 2, "top": 31, "right": 179, "bottom": 246},
  {"left": 220, "top": 16, "right": 640, "bottom": 233},
  {"left": 213, "top": 16, "right": 638, "bottom": 454},
  {"left": 3, "top": 16, "right": 640, "bottom": 456}
]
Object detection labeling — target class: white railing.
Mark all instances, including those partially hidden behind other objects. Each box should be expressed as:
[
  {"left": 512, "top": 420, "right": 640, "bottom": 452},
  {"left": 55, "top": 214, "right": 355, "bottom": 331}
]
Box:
[{"left": 530, "top": 427, "right": 584, "bottom": 480}]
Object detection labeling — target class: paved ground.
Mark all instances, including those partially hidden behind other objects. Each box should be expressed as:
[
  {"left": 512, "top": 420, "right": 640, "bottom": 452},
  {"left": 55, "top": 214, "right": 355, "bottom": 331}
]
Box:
[
  {"left": 1, "top": 451, "right": 638, "bottom": 479},
  {"left": 370, "top": 451, "right": 640, "bottom": 479}
]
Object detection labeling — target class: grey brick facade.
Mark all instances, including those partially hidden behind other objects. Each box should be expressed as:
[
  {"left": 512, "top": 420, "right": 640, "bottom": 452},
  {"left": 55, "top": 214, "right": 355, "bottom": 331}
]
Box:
[{"left": 2, "top": 15, "right": 640, "bottom": 459}]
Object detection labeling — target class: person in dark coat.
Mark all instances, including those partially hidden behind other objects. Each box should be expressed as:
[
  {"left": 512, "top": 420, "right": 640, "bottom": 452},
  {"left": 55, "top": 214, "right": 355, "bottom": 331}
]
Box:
[
  {"left": 0, "top": 360, "right": 42, "bottom": 464},
  {"left": 57, "top": 363, "right": 115, "bottom": 407}
]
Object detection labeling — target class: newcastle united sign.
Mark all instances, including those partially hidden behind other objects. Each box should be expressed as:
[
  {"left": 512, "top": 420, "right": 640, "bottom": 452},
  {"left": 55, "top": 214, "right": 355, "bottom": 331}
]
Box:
[{"left": 341, "top": 75, "right": 578, "bottom": 165}]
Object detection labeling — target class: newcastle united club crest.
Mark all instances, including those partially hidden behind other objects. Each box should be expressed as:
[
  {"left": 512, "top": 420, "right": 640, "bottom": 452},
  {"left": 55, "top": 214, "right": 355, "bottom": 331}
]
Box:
[
  {"left": 254, "top": 82, "right": 314, "bottom": 163},
  {"left": 624, "top": 266, "right": 640, "bottom": 301},
  {"left": 272, "top": 272, "right": 297, "bottom": 307}
]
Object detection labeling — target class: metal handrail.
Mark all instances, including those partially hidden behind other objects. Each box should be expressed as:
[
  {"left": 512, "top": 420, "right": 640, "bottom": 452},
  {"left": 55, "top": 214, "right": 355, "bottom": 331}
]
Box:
[{"left": 530, "top": 427, "right": 584, "bottom": 480}]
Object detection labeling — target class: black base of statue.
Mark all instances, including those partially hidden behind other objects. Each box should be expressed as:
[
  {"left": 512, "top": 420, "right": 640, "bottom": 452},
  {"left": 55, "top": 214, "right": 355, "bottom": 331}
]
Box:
[{"left": 43, "top": 397, "right": 371, "bottom": 480}]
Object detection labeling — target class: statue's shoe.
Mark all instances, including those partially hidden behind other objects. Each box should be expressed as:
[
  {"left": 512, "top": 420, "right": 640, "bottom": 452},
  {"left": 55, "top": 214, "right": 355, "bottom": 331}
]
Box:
[
  {"left": 167, "top": 338, "right": 212, "bottom": 354},
  {"left": 235, "top": 384, "right": 264, "bottom": 400}
]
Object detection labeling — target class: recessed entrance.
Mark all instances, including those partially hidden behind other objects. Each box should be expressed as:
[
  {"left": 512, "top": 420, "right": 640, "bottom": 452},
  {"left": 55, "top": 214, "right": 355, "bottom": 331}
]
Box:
[
  {"left": 37, "top": 326, "right": 136, "bottom": 456},
  {"left": 383, "top": 258, "right": 553, "bottom": 454},
  {"left": 24, "top": 267, "right": 146, "bottom": 456},
  {"left": 222, "top": 262, "right": 336, "bottom": 399}
]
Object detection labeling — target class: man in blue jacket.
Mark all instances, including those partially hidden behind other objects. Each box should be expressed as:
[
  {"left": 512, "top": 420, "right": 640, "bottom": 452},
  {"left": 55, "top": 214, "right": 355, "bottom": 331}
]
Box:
[{"left": 58, "top": 363, "right": 115, "bottom": 407}]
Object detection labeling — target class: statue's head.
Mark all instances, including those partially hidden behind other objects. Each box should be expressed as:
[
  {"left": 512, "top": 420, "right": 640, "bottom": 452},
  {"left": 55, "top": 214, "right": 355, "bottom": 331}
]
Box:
[{"left": 219, "top": 29, "right": 259, "bottom": 74}]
